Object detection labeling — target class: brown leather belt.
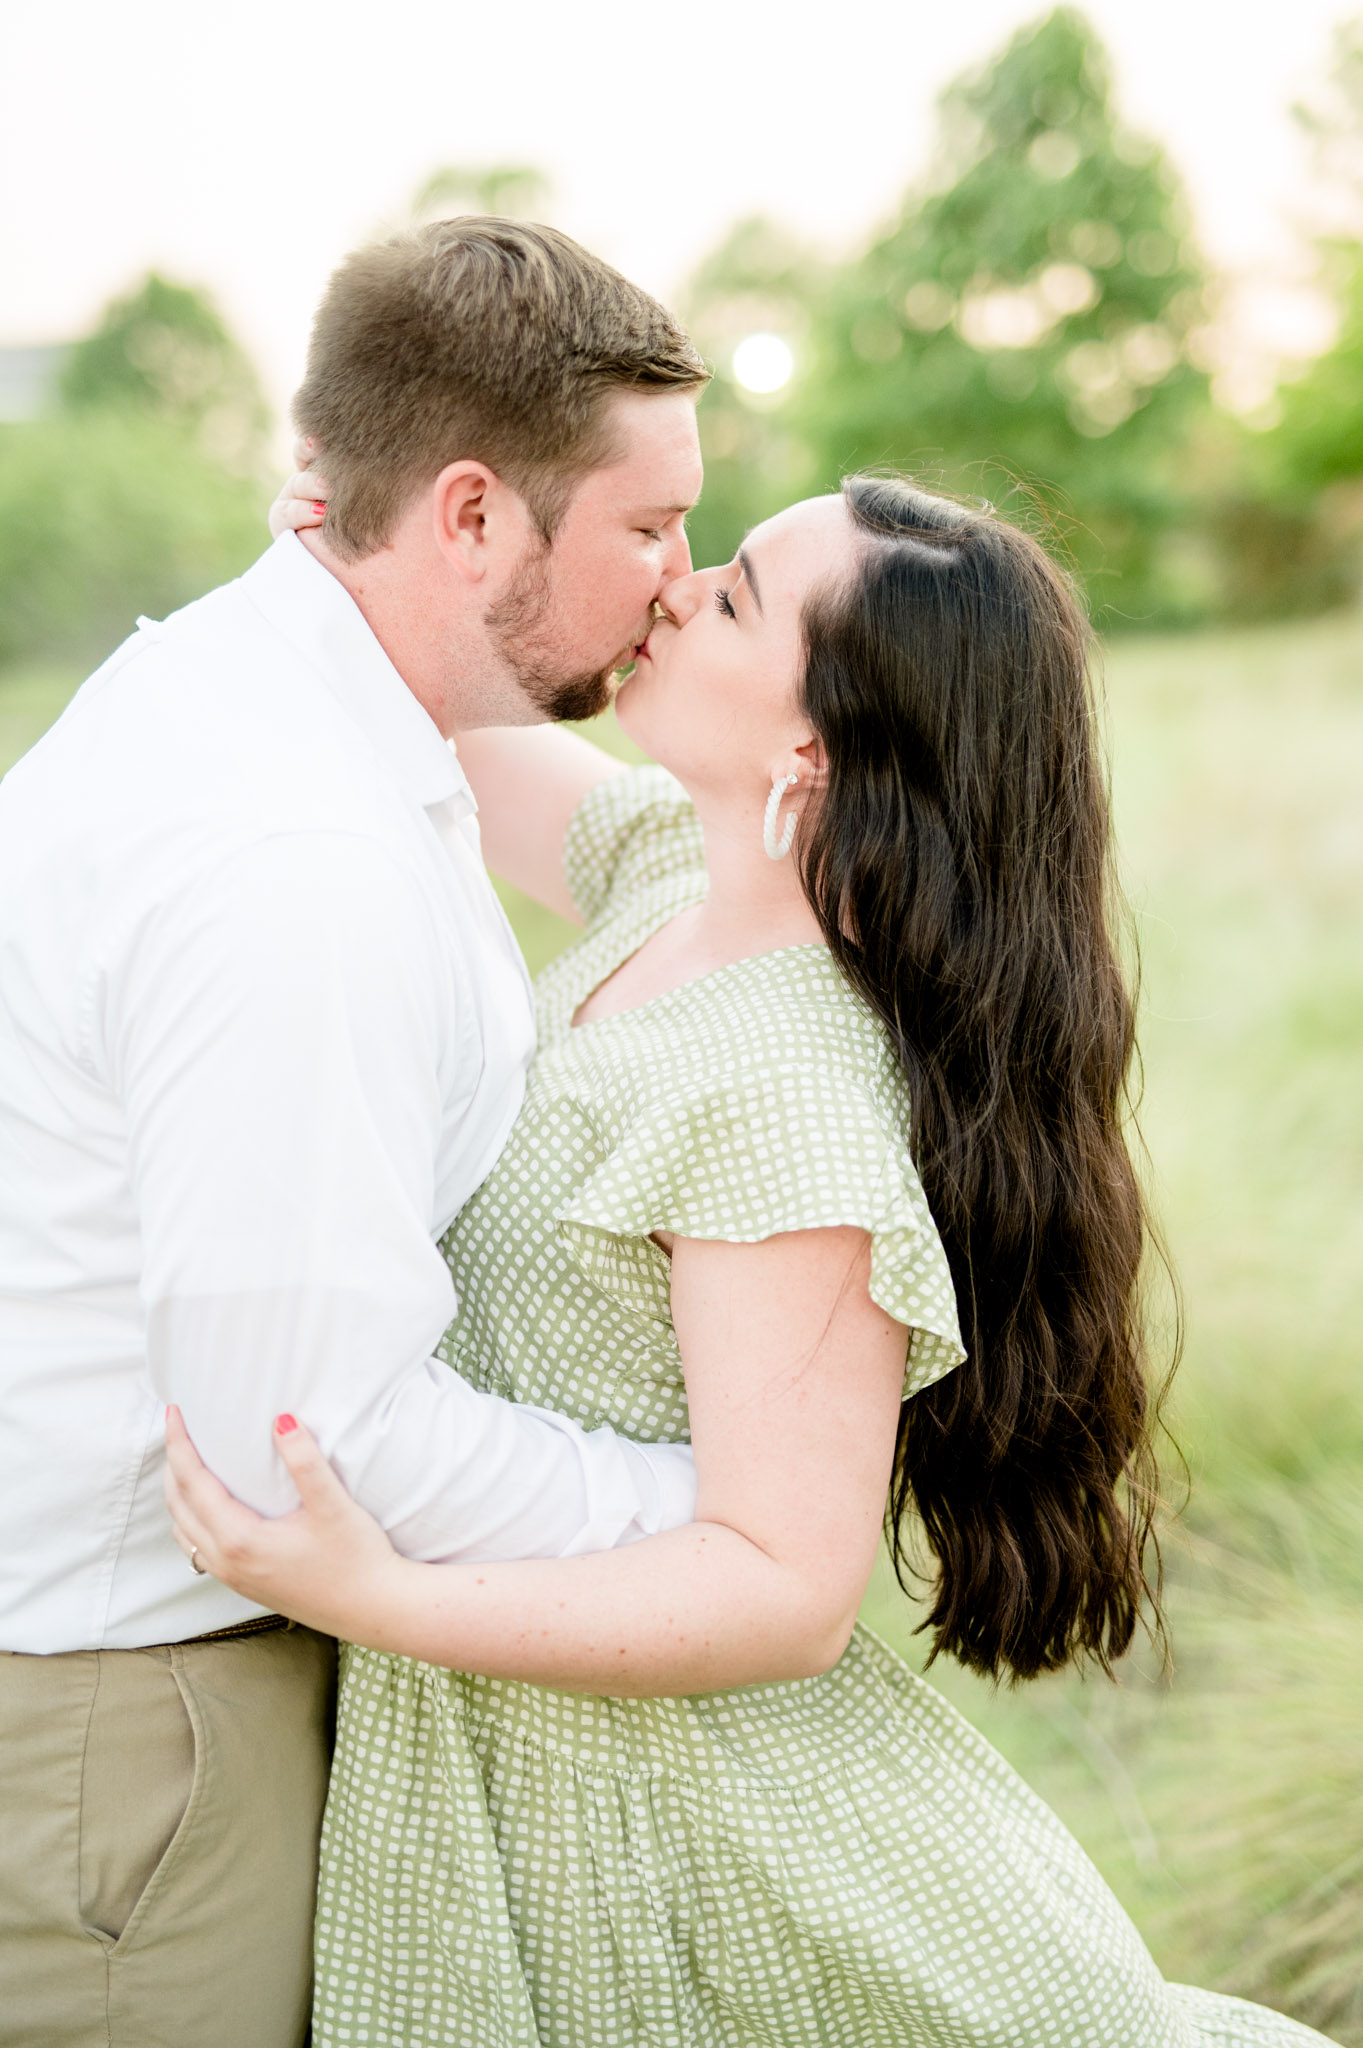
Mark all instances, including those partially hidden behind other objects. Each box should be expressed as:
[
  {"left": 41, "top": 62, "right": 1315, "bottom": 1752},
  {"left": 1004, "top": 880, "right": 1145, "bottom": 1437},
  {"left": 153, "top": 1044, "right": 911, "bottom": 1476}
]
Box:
[{"left": 170, "top": 1614, "right": 294, "bottom": 1648}]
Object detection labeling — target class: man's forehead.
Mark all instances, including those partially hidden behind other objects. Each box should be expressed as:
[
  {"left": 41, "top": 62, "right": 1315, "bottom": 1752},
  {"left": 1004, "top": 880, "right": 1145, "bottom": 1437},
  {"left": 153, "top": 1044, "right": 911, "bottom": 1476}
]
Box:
[
  {"left": 589, "top": 469, "right": 701, "bottom": 517},
  {"left": 599, "top": 390, "right": 702, "bottom": 474}
]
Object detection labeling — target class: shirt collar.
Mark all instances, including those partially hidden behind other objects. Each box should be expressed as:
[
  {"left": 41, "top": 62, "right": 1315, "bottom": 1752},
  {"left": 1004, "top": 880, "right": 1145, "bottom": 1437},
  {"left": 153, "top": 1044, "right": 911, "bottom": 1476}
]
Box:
[{"left": 238, "top": 532, "right": 474, "bottom": 816}]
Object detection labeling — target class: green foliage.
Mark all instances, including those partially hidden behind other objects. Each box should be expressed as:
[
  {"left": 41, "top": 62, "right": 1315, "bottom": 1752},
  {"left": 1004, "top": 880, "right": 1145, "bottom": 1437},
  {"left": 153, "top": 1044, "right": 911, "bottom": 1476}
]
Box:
[
  {"left": 60, "top": 272, "right": 270, "bottom": 473},
  {"left": 0, "top": 410, "right": 267, "bottom": 670},
  {"left": 1261, "top": 19, "right": 1363, "bottom": 554},
  {"left": 1272, "top": 252, "right": 1363, "bottom": 495},
  {"left": 687, "top": 11, "right": 1218, "bottom": 624},
  {"left": 807, "top": 11, "right": 1209, "bottom": 618},
  {"left": 0, "top": 270, "right": 274, "bottom": 673},
  {"left": 1202, "top": 16, "right": 1363, "bottom": 616},
  {"left": 680, "top": 217, "right": 828, "bottom": 574},
  {"left": 1293, "top": 14, "right": 1363, "bottom": 232},
  {"left": 412, "top": 165, "right": 553, "bottom": 222},
  {"left": 1197, "top": 473, "right": 1360, "bottom": 622}
]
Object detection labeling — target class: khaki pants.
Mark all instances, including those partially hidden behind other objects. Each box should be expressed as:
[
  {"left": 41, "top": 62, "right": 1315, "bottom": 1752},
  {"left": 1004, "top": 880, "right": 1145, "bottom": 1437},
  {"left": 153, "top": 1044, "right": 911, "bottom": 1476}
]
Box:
[{"left": 0, "top": 1624, "right": 336, "bottom": 2048}]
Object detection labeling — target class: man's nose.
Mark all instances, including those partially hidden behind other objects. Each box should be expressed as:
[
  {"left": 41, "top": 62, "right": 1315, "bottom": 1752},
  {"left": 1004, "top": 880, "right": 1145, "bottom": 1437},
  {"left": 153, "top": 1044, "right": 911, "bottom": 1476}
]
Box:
[{"left": 662, "top": 524, "right": 693, "bottom": 585}]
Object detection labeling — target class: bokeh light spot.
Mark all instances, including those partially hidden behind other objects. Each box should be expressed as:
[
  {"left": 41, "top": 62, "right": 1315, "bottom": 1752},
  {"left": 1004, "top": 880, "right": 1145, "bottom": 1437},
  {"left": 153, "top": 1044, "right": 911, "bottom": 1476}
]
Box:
[{"left": 732, "top": 333, "right": 794, "bottom": 394}]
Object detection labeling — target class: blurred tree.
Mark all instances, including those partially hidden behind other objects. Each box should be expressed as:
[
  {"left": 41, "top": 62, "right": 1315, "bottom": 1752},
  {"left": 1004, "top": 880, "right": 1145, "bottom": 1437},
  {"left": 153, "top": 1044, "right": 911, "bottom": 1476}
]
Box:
[
  {"left": 1293, "top": 14, "right": 1363, "bottom": 230},
  {"left": 0, "top": 410, "right": 265, "bottom": 670},
  {"left": 1, "top": 274, "right": 272, "bottom": 675},
  {"left": 412, "top": 165, "right": 552, "bottom": 222},
  {"left": 1227, "top": 17, "right": 1363, "bottom": 613},
  {"left": 1269, "top": 260, "right": 1363, "bottom": 497},
  {"left": 791, "top": 8, "right": 1214, "bottom": 623},
  {"left": 59, "top": 272, "right": 270, "bottom": 474},
  {"left": 679, "top": 216, "right": 828, "bottom": 571},
  {"left": 1269, "top": 19, "right": 1363, "bottom": 502}
]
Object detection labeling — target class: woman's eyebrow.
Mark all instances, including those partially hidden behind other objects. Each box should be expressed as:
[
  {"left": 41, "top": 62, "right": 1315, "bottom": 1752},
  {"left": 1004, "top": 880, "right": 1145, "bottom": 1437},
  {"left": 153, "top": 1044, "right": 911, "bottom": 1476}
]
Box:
[{"left": 737, "top": 546, "right": 764, "bottom": 614}]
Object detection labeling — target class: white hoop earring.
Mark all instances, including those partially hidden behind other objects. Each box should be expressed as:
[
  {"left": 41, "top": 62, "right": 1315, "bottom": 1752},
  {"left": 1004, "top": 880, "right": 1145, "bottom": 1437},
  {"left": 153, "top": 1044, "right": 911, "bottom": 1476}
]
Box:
[{"left": 763, "top": 774, "right": 799, "bottom": 861}]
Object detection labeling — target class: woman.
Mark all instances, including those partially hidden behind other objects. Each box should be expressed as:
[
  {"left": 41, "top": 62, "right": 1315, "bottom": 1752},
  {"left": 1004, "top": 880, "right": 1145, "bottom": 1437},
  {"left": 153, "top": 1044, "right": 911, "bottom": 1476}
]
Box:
[{"left": 168, "top": 475, "right": 1335, "bottom": 2047}]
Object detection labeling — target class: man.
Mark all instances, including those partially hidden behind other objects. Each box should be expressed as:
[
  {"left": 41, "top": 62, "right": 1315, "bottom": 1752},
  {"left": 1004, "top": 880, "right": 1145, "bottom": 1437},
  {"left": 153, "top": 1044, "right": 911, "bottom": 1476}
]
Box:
[{"left": 0, "top": 218, "right": 708, "bottom": 2048}]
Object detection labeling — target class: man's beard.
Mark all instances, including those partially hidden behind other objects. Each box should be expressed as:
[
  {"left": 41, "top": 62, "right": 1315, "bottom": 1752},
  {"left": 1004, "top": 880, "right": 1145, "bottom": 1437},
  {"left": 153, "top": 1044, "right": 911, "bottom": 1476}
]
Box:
[{"left": 486, "top": 546, "right": 619, "bottom": 724}]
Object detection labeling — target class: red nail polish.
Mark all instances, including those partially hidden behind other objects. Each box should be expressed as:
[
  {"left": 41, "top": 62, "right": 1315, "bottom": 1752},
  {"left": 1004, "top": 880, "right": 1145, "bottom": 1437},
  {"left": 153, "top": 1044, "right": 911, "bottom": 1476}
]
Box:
[
  {"left": 311, "top": 501, "right": 326, "bottom": 517},
  {"left": 275, "top": 1413, "right": 298, "bottom": 1435}
]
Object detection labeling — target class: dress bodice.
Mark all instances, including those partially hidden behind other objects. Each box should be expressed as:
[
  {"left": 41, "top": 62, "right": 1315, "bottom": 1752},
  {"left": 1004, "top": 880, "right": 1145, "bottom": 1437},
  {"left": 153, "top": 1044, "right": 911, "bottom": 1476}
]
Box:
[{"left": 435, "top": 766, "right": 964, "bottom": 1440}]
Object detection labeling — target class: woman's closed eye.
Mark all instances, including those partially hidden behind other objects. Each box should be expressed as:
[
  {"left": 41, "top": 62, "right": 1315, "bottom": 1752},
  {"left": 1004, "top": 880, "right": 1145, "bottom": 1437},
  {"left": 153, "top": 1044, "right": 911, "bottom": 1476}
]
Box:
[{"left": 714, "top": 586, "right": 737, "bottom": 620}]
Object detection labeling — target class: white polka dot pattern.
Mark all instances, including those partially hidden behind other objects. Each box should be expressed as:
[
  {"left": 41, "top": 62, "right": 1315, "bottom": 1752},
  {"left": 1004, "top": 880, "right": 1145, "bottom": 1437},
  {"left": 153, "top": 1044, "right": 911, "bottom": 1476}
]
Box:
[{"left": 312, "top": 768, "right": 1338, "bottom": 2048}]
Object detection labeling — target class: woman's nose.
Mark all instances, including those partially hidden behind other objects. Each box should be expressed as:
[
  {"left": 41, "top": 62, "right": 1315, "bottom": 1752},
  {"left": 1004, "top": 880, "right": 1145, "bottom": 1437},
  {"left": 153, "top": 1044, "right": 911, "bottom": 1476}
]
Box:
[{"left": 656, "top": 567, "right": 705, "bottom": 625}]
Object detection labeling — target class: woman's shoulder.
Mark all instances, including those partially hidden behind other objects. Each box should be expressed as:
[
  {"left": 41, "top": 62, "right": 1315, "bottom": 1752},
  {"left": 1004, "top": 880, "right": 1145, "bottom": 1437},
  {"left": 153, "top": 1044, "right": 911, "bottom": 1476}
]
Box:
[
  {"left": 564, "top": 763, "right": 703, "bottom": 930},
  {"left": 557, "top": 948, "right": 965, "bottom": 1398}
]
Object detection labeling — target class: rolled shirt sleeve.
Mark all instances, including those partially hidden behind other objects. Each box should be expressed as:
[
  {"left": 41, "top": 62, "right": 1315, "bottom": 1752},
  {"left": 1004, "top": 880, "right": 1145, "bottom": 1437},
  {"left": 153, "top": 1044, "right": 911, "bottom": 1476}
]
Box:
[{"left": 109, "top": 831, "right": 696, "bottom": 1561}]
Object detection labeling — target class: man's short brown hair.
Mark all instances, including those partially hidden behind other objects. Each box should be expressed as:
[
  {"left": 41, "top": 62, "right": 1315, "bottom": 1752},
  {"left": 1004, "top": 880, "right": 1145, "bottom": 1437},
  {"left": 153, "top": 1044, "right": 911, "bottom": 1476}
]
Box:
[{"left": 293, "top": 216, "right": 708, "bottom": 560}]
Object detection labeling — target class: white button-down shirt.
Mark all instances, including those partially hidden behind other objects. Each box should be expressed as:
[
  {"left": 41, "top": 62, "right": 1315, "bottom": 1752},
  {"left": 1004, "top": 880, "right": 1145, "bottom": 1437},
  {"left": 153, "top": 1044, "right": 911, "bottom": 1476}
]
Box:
[{"left": 0, "top": 534, "right": 695, "bottom": 1653}]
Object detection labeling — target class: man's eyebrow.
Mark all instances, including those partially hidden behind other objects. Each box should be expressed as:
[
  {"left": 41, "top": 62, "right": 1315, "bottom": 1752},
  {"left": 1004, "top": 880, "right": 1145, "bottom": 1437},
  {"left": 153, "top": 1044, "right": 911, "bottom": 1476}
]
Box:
[
  {"left": 737, "top": 546, "right": 764, "bottom": 614},
  {"left": 633, "top": 502, "right": 696, "bottom": 517}
]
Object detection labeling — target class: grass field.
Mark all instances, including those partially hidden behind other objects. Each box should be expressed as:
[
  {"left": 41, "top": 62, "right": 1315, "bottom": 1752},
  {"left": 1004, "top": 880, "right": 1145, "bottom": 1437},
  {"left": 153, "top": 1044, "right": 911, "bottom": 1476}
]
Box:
[{"left": 3, "top": 609, "right": 1360, "bottom": 2039}]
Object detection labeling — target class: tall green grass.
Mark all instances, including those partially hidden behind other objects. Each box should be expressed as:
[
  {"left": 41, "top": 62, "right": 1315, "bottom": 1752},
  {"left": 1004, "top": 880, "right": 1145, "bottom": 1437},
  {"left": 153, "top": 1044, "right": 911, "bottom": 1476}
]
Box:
[{"left": 4, "top": 607, "right": 1359, "bottom": 2038}]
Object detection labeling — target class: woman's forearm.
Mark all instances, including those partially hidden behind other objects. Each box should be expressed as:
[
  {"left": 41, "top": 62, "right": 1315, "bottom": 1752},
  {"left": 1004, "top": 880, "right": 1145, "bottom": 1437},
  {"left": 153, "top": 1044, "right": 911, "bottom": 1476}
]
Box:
[
  {"left": 451, "top": 725, "right": 622, "bottom": 916},
  {"left": 163, "top": 1232, "right": 904, "bottom": 1697},
  {"left": 345, "top": 1521, "right": 857, "bottom": 1696}
]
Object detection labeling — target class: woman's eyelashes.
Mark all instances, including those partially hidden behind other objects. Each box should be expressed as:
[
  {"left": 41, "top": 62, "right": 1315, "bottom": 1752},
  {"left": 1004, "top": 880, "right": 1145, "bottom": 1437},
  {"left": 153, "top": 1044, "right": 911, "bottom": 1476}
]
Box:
[{"left": 713, "top": 586, "right": 737, "bottom": 620}]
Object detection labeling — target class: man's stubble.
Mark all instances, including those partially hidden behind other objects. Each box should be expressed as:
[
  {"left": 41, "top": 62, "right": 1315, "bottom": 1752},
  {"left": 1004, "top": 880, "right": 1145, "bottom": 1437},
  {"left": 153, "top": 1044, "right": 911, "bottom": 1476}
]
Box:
[{"left": 485, "top": 545, "right": 620, "bottom": 725}]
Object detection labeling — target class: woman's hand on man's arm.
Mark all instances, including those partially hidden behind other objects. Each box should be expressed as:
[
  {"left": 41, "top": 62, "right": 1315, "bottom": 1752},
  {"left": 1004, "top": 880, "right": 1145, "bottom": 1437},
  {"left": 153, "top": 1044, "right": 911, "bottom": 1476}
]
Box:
[
  {"left": 165, "top": 1404, "right": 407, "bottom": 1635},
  {"left": 165, "top": 1224, "right": 908, "bottom": 1696}
]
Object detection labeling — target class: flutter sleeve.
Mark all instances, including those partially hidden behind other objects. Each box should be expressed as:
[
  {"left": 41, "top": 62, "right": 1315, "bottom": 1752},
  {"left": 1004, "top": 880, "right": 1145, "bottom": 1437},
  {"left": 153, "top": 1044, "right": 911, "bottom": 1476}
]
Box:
[
  {"left": 562, "top": 764, "right": 704, "bottom": 931},
  {"left": 556, "top": 1058, "right": 966, "bottom": 1402}
]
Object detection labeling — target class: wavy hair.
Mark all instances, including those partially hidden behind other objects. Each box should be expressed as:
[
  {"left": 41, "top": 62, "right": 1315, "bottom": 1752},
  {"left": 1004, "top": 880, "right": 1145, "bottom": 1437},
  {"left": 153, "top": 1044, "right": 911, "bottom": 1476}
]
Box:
[{"left": 797, "top": 475, "right": 1172, "bottom": 1682}]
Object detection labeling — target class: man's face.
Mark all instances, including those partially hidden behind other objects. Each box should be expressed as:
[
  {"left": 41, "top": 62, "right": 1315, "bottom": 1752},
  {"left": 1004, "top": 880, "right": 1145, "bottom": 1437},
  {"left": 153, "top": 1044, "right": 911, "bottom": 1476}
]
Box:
[{"left": 488, "top": 388, "right": 703, "bottom": 722}]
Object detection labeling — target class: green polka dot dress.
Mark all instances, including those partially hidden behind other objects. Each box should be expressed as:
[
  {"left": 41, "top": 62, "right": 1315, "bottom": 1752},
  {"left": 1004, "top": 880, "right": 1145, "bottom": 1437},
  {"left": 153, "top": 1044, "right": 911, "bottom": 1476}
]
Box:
[{"left": 313, "top": 769, "right": 1336, "bottom": 2048}]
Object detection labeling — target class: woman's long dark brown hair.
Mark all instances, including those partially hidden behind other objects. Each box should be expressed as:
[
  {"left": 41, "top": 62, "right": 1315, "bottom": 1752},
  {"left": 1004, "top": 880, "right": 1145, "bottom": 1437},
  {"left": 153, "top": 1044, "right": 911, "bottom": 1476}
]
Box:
[{"left": 798, "top": 475, "right": 1169, "bottom": 1683}]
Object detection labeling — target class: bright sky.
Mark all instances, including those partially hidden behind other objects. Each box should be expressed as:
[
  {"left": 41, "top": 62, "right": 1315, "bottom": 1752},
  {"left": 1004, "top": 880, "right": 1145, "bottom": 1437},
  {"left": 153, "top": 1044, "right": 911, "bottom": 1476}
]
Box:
[{"left": 0, "top": 0, "right": 1351, "bottom": 422}]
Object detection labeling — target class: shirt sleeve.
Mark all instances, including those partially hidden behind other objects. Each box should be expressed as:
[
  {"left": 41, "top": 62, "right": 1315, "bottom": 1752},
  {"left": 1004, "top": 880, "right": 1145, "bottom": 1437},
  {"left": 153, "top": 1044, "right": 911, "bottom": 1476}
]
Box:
[{"left": 107, "top": 831, "right": 696, "bottom": 1562}]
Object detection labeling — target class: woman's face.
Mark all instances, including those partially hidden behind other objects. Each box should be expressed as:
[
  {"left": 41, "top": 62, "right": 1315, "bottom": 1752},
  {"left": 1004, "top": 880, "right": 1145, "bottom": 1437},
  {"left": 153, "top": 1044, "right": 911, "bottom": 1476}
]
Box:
[{"left": 614, "top": 494, "right": 857, "bottom": 800}]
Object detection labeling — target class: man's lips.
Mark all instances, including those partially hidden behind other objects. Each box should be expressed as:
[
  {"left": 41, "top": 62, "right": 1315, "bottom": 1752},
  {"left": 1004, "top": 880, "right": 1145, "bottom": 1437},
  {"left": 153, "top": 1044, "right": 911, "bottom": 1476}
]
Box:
[{"left": 613, "top": 631, "right": 652, "bottom": 669}]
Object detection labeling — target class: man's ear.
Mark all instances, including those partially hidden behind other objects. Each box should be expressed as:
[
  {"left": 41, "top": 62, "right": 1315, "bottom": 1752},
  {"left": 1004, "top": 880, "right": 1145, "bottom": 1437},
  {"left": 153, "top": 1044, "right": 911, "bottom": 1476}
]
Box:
[{"left": 430, "top": 462, "right": 503, "bottom": 584}]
